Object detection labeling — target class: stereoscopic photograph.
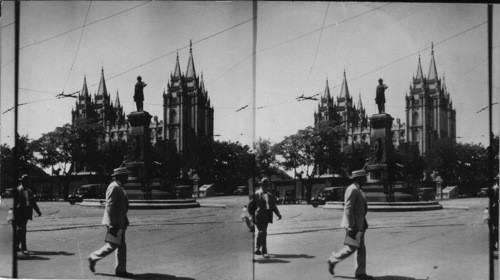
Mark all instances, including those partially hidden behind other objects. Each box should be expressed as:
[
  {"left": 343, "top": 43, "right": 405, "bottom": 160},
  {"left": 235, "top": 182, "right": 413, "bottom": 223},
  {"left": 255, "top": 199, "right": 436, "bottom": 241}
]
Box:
[{"left": 1, "top": 2, "right": 499, "bottom": 280}]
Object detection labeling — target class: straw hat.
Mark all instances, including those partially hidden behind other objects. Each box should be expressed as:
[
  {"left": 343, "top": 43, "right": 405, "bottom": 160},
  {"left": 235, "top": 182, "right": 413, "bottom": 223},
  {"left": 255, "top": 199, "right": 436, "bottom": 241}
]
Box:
[
  {"left": 111, "top": 167, "right": 129, "bottom": 177},
  {"left": 350, "top": 170, "right": 367, "bottom": 179}
]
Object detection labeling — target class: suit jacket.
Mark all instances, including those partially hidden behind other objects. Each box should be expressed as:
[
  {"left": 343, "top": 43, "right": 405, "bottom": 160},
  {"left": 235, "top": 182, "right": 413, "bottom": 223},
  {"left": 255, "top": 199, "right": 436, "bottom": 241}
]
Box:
[
  {"left": 102, "top": 180, "right": 129, "bottom": 229},
  {"left": 13, "top": 185, "right": 41, "bottom": 221},
  {"left": 248, "top": 189, "right": 281, "bottom": 224},
  {"left": 341, "top": 182, "right": 368, "bottom": 232}
]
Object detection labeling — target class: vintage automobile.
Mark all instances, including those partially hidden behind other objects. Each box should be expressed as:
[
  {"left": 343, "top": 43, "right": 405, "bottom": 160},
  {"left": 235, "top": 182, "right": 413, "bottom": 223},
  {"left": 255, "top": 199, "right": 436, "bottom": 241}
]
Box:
[
  {"left": 283, "top": 190, "right": 296, "bottom": 204},
  {"left": 418, "top": 187, "right": 436, "bottom": 201},
  {"left": 233, "top": 186, "right": 249, "bottom": 196},
  {"left": 68, "top": 184, "right": 105, "bottom": 205},
  {"left": 311, "top": 187, "right": 344, "bottom": 208},
  {"left": 477, "top": 187, "right": 489, "bottom": 197},
  {"left": 1, "top": 188, "right": 13, "bottom": 198},
  {"left": 175, "top": 185, "right": 193, "bottom": 199}
]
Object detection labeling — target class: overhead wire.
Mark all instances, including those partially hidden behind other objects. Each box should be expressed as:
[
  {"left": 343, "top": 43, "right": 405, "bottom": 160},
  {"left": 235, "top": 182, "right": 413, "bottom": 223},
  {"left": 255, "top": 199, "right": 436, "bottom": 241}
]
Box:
[
  {"left": 302, "top": 2, "right": 330, "bottom": 94},
  {"left": 61, "top": 1, "right": 92, "bottom": 94}
]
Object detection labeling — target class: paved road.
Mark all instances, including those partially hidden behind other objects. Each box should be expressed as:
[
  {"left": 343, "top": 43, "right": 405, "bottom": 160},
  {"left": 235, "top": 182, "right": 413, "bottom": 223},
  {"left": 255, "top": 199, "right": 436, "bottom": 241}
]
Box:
[{"left": 6, "top": 197, "right": 498, "bottom": 279}]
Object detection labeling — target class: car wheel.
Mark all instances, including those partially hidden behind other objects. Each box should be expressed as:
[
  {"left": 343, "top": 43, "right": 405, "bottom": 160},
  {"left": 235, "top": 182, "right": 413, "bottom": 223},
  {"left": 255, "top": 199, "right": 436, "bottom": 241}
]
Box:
[
  {"left": 69, "top": 200, "right": 76, "bottom": 205},
  {"left": 312, "top": 201, "right": 319, "bottom": 208}
]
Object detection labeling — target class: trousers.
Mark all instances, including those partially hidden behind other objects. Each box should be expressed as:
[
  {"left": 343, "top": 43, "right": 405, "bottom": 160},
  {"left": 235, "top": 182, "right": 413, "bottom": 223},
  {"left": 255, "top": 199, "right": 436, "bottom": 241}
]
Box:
[
  {"left": 89, "top": 229, "right": 127, "bottom": 274},
  {"left": 14, "top": 219, "right": 28, "bottom": 250},
  {"left": 329, "top": 231, "right": 366, "bottom": 275},
  {"left": 255, "top": 222, "right": 268, "bottom": 253}
]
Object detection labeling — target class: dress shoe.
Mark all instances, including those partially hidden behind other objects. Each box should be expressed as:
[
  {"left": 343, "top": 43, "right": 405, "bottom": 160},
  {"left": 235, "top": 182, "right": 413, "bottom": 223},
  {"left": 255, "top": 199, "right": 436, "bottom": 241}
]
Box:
[
  {"left": 355, "top": 273, "right": 374, "bottom": 279},
  {"left": 254, "top": 249, "right": 262, "bottom": 255},
  {"left": 88, "top": 257, "right": 96, "bottom": 273},
  {"left": 327, "top": 260, "right": 336, "bottom": 275},
  {"left": 262, "top": 253, "right": 270, "bottom": 258},
  {"left": 115, "top": 272, "right": 134, "bottom": 278},
  {"left": 21, "top": 250, "right": 30, "bottom": 255}
]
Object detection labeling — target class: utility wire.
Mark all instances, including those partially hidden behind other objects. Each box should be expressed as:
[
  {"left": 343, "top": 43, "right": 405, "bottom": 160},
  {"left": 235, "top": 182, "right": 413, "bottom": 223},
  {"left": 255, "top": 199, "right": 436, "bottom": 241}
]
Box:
[
  {"left": 20, "top": 1, "right": 152, "bottom": 50},
  {"left": 62, "top": 1, "right": 92, "bottom": 94},
  {"left": 302, "top": 2, "right": 330, "bottom": 93},
  {"left": 258, "top": 3, "right": 391, "bottom": 54},
  {"left": 1, "top": 21, "right": 14, "bottom": 29}
]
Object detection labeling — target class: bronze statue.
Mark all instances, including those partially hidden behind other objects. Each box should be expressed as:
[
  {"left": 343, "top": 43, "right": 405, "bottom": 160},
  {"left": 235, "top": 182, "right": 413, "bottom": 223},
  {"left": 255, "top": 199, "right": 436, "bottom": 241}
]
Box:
[
  {"left": 134, "top": 76, "right": 147, "bottom": 112},
  {"left": 375, "top": 78, "right": 388, "bottom": 114}
]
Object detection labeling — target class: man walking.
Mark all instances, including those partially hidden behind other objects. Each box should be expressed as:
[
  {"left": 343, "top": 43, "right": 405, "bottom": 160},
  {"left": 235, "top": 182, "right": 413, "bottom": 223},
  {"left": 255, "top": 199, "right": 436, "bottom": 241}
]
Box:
[
  {"left": 248, "top": 178, "right": 282, "bottom": 258},
  {"left": 13, "top": 174, "right": 42, "bottom": 255},
  {"left": 327, "top": 170, "right": 373, "bottom": 279},
  {"left": 88, "top": 167, "right": 132, "bottom": 278}
]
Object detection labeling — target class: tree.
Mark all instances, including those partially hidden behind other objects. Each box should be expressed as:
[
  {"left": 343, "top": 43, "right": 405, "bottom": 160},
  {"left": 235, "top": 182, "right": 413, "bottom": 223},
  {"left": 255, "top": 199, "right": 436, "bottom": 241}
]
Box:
[
  {"left": 394, "top": 142, "right": 426, "bottom": 183},
  {"left": 425, "top": 138, "right": 459, "bottom": 184},
  {"left": 341, "top": 141, "right": 371, "bottom": 175},
  {"left": 254, "top": 138, "right": 280, "bottom": 180}
]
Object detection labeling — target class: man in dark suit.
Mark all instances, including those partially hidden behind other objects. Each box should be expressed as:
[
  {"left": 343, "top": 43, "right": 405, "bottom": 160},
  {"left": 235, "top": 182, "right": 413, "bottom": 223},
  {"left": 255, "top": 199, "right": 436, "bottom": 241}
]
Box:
[
  {"left": 13, "top": 174, "right": 42, "bottom": 255},
  {"left": 248, "top": 178, "right": 282, "bottom": 258}
]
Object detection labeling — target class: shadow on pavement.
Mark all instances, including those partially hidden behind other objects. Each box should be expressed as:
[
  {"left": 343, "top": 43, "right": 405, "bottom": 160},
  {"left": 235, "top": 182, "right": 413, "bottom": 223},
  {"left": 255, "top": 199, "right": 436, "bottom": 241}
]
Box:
[
  {"left": 253, "top": 258, "right": 290, "bottom": 264},
  {"left": 17, "top": 255, "right": 50, "bottom": 261},
  {"left": 95, "top": 273, "right": 196, "bottom": 279},
  {"left": 336, "top": 276, "right": 427, "bottom": 280},
  {"left": 30, "top": 250, "right": 75, "bottom": 256},
  {"left": 268, "top": 254, "right": 315, "bottom": 259}
]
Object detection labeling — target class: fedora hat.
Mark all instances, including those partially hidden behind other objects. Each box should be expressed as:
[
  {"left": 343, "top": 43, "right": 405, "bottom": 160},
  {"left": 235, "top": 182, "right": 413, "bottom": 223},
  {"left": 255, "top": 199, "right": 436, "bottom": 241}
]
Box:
[
  {"left": 259, "top": 178, "right": 270, "bottom": 184},
  {"left": 350, "top": 170, "right": 367, "bottom": 179},
  {"left": 112, "top": 167, "right": 129, "bottom": 177}
]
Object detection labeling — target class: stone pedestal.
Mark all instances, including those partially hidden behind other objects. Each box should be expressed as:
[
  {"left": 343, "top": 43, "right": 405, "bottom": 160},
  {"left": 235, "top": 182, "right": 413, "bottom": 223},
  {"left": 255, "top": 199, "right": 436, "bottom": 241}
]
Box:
[
  {"left": 364, "top": 113, "right": 396, "bottom": 202},
  {"left": 123, "top": 111, "right": 154, "bottom": 199}
]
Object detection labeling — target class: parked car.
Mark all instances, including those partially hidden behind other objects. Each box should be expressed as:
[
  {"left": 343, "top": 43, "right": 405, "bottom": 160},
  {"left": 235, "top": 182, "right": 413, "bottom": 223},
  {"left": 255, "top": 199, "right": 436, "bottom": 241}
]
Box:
[
  {"left": 418, "top": 188, "right": 436, "bottom": 201},
  {"left": 311, "top": 187, "right": 344, "bottom": 208},
  {"left": 234, "top": 186, "right": 249, "bottom": 196},
  {"left": 39, "top": 186, "right": 56, "bottom": 201},
  {"left": 477, "top": 188, "right": 489, "bottom": 197},
  {"left": 1, "top": 188, "right": 13, "bottom": 198},
  {"left": 68, "top": 184, "right": 105, "bottom": 205},
  {"left": 283, "top": 190, "right": 296, "bottom": 204},
  {"left": 175, "top": 185, "right": 193, "bottom": 199}
]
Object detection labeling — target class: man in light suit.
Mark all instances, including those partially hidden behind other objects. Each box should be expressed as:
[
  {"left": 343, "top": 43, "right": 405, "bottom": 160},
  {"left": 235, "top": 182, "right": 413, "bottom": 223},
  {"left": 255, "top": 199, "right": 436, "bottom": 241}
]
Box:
[
  {"left": 88, "top": 167, "right": 132, "bottom": 278},
  {"left": 13, "top": 174, "right": 42, "bottom": 255},
  {"left": 248, "top": 178, "right": 282, "bottom": 258},
  {"left": 327, "top": 170, "right": 373, "bottom": 279}
]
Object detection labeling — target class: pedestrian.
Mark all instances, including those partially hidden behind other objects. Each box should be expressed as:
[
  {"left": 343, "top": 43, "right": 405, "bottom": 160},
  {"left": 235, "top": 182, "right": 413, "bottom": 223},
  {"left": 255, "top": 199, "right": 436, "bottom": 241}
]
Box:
[
  {"left": 375, "top": 78, "right": 388, "bottom": 114},
  {"left": 327, "top": 170, "right": 374, "bottom": 279},
  {"left": 88, "top": 167, "right": 133, "bottom": 278},
  {"left": 248, "top": 178, "right": 282, "bottom": 258},
  {"left": 489, "top": 176, "right": 499, "bottom": 251},
  {"left": 12, "top": 174, "right": 42, "bottom": 255},
  {"left": 134, "top": 76, "right": 147, "bottom": 112}
]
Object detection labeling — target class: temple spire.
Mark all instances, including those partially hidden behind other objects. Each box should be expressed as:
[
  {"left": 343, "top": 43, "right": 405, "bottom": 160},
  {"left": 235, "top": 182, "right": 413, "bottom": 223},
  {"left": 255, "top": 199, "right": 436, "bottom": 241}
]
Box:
[
  {"left": 115, "top": 90, "right": 121, "bottom": 107},
  {"left": 186, "top": 40, "right": 196, "bottom": 78},
  {"left": 97, "top": 66, "right": 108, "bottom": 97},
  {"left": 415, "top": 54, "right": 424, "bottom": 80},
  {"left": 324, "top": 78, "right": 331, "bottom": 99},
  {"left": 357, "top": 93, "right": 363, "bottom": 110},
  {"left": 173, "top": 51, "right": 181, "bottom": 77},
  {"left": 339, "top": 69, "right": 350, "bottom": 99},
  {"left": 428, "top": 42, "right": 438, "bottom": 81},
  {"left": 81, "top": 75, "right": 89, "bottom": 97}
]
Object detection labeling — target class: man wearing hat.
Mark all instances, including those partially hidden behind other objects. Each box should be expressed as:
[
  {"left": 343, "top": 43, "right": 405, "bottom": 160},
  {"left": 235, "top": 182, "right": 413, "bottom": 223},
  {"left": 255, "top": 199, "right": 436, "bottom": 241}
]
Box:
[
  {"left": 12, "top": 174, "right": 42, "bottom": 255},
  {"left": 134, "top": 76, "right": 147, "bottom": 112},
  {"left": 88, "top": 167, "right": 132, "bottom": 278},
  {"left": 327, "top": 170, "right": 373, "bottom": 279},
  {"left": 248, "top": 178, "right": 282, "bottom": 258}
]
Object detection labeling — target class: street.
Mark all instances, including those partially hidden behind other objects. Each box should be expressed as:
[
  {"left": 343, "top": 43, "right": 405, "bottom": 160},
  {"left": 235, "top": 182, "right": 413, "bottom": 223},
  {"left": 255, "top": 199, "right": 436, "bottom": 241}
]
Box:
[{"left": 7, "top": 196, "right": 496, "bottom": 280}]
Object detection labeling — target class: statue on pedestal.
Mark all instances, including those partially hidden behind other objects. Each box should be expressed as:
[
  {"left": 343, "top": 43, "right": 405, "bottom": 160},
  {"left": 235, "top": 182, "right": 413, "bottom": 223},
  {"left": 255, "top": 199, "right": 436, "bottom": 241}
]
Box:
[
  {"left": 134, "top": 76, "right": 147, "bottom": 112},
  {"left": 375, "top": 78, "right": 388, "bottom": 114}
]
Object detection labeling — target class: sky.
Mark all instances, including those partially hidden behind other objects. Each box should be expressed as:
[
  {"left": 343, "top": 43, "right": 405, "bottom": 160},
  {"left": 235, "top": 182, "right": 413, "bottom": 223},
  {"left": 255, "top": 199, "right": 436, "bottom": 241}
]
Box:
[{"left": 1, "top": 2, "right": 500, "bottom": 149}]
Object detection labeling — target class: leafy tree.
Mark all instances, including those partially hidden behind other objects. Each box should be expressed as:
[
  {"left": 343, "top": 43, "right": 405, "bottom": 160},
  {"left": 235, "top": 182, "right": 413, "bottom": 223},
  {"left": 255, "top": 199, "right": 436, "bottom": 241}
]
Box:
[
  {"left": 394, "top": 142, "right": 426, "bottom": 183},
  {"left": 341, "top": 141, "right": 371, "bottom": 175},
  {"left": 425, "top": 138, "right": 459, "bottom": 184},
  {"left": 254, "top": 138, "right": 280, "bottom": 180}
]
